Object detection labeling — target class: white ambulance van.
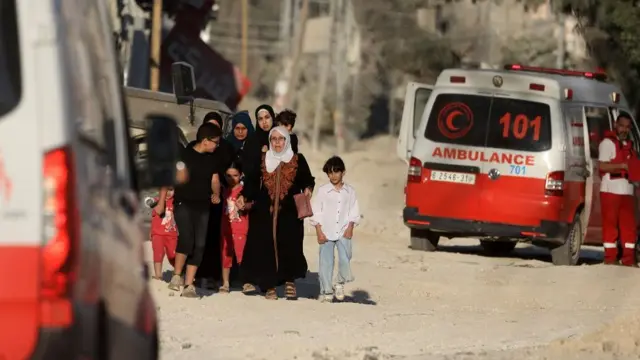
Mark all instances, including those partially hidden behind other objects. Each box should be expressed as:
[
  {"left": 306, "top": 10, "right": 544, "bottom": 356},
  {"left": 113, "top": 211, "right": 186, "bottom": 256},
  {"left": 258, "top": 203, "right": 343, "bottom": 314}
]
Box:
[
  {"left": 0, "top": 0, "right": 159, "bottom": 359},
  {"left": 397, "top": 65, "right": 640, "bottom": 266}
]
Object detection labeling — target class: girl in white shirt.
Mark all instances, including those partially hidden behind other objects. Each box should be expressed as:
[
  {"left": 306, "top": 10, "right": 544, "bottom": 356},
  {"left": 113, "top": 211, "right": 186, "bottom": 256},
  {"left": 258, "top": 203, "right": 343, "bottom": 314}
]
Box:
[{"left": 310, "top": 156, "right": 361, "bottom": 302}]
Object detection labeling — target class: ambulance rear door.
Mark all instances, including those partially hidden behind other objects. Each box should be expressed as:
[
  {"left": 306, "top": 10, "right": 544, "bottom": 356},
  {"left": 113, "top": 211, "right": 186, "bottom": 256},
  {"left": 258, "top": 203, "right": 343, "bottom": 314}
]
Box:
[
  {"left": 415, "top": 91, "right": 490, "bottom": 221},
  {"left": 397, "top": 82, "right": 433, "bottom": 163},
  {"left": 476, "top": 94, "right": 559, "bottom": 227},
  {"left": 582, "top": 106, "right": 612, "bottom": 244}
]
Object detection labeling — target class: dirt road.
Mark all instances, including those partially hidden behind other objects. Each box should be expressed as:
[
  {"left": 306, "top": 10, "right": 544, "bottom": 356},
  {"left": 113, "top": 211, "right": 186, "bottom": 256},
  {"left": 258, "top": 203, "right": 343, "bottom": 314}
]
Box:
[{"left": 149, "top": 137, "right": 640, "bottom": 360}]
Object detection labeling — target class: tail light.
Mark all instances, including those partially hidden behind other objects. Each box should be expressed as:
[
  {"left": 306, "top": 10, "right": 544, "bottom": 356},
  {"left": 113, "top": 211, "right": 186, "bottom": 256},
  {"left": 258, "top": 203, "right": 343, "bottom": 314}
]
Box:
[
  {"left": 41, "top": 147, "right": 78, "bottom": 326},
  {"left": 545, "top": 171, "right": 564, "bottom": 196},
  {"left": 135, "top": 290, "right": 156, "bottom": 335},
  {"left": 408, "top": 157, "right": 422, "bottom": 183},
  {"left": 450, "top": 76, "right": 466, "bottom": 83},
  {"left": 529, "top": 83, "right": 545, "bottom": 91}
]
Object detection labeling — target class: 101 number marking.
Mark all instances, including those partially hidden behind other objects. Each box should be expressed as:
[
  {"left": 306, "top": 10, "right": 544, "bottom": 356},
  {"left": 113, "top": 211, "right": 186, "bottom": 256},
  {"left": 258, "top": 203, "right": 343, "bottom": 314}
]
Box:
[{"left": 509, "top": 165, "right": 527, "bottom": 175}]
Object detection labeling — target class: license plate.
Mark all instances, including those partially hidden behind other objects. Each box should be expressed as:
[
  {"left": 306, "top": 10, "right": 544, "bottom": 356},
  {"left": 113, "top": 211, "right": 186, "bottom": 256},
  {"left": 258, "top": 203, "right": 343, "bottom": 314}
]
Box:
[{"left": 430, "top": 170, "right": 476, "bottom": 185}]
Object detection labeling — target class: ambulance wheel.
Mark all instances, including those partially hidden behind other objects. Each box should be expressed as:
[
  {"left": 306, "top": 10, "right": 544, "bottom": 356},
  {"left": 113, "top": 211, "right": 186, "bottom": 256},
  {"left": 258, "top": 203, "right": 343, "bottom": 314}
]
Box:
[
  {"left": 480, "top": 240, "right": 516, "bottom": 255},
  {"left": 410, "top": 229, "right": 439, "bottom": 252},
  {"left": 550, "top": 215, "right": 582, "bottom": 266}
]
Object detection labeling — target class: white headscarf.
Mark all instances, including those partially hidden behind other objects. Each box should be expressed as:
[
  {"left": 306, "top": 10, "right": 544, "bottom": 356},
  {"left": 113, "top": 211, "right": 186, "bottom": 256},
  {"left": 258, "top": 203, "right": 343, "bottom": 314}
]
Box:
[{"left": 265, "top": 126, "right": 294, "bottom": 173}]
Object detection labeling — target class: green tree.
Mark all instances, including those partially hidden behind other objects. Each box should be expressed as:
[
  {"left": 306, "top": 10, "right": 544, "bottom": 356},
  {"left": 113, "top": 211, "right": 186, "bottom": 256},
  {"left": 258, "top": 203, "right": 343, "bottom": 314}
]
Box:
[{"left": 554, "top": 0, "right": 640, "bottom": 112}]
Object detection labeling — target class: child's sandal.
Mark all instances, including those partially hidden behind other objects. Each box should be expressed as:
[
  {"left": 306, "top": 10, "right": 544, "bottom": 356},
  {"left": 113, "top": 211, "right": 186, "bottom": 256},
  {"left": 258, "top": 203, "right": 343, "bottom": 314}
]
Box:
[
  {"left": 285, "top": 282, "right": 298, "bottom": 300},
  {"left": 265, "top": 288, "right": 278, "bottom": 300},
  {"left": 218, "top": 285, "right": 230, "bottom": 294}
]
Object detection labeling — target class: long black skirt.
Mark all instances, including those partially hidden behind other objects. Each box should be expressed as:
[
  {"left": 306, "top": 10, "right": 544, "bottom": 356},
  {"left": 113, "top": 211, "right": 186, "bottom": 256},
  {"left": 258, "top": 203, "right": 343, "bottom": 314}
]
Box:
[{"left": 195, "top": 203, "right": 223, "bottom": 281}]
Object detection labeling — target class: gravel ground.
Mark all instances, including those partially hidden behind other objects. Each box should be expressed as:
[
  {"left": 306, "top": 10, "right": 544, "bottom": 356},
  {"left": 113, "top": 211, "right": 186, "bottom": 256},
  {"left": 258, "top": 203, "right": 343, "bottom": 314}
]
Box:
[{"left": 147, "top": 137, "right": 640, "bottom": 360}]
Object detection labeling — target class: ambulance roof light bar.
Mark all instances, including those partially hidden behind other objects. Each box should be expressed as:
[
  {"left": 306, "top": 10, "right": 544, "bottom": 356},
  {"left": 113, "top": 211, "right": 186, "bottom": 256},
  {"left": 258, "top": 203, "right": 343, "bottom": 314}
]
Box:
[{"left": 504, "top": 64, "right": 608, "bottom": 81}]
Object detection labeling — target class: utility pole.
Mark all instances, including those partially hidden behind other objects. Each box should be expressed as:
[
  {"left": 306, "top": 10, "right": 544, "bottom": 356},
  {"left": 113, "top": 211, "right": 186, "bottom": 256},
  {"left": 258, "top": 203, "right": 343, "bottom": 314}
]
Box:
[
  {"left": 556, "top": 13, "right": 566, "bottom": 69},
  {"left": 241, "top": 0, "right": 249, "bottom": 75},
  {"left": 311, "top": 0, "right": 336, "bottom": 152},
  {"left": 333, "top": 0, "right": 347, "bottom": 153},
  {"left": 149, "top": 0, "right": 163, "bottom": 91},
  {"left": 484, "top": 0, "right": 492, "bottom": 67},
  {"left": 280, "top": 0, "right": 293, "bottom": 54},
  {"left": 282, "top": 0, "right": 310, "bottom": 109}
]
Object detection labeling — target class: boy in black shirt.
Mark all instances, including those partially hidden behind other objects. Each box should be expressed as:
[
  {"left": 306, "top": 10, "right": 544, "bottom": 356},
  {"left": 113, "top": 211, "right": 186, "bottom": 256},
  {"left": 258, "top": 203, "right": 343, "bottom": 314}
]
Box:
[{"left": 167, "top": 123, "right": 222, "bottom": 297}]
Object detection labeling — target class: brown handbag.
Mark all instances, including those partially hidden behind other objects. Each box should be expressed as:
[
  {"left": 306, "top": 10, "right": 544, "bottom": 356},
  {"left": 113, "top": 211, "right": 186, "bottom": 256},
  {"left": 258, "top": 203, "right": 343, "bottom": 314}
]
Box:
[{"left": 293, "top": 192, "right": 313, "bottom": 219}]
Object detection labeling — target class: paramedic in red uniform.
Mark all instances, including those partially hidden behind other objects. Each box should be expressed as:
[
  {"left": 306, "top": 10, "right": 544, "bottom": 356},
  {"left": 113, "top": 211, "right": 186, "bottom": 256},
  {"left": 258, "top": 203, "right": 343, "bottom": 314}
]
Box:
[{"left": 598, "top": 114, "right": 638, "bottom": 266}]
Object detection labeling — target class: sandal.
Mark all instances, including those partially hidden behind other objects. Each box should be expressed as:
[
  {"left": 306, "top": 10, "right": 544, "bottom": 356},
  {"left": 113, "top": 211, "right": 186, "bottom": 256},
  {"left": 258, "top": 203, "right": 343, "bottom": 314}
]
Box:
[
  {"left": 218, "top": 285, "right": 230, "bottom": 294},
  {"left": 242, "top": 283, "right": 257, "bottom": 294},
  {"left": 285, "top": 282, "right": 298, "bottom": 300},
  {"left": 265, "top": 288, "right": 278, "bottom": 300}
]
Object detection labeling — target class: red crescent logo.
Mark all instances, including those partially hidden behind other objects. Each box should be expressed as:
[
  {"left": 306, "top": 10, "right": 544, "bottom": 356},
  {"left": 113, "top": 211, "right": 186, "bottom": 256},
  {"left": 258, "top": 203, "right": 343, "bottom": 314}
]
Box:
[
  {"left": 446, "top": 110, "right": 463, "bottom": 130},
  {"left": 437, "top": 102, "right": 474, "bottom": 139}
]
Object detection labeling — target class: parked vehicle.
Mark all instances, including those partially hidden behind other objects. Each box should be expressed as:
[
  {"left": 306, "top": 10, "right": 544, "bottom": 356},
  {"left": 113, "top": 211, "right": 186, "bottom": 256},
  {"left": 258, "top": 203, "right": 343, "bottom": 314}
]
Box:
[
  {"left": 397, "top": 65, "right": 639, "bottom": 265},
  {"left": 0, "top": 0, "right": 178, "bottom": 358}
]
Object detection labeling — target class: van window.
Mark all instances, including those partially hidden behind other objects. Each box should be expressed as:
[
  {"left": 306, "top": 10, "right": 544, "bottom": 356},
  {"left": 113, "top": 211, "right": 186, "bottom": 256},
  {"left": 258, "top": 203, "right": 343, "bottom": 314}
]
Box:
[
  {"left": 424, "top": 94, "right": 552, "bottom": 152},
  {"left": 413, "top": 88, "right": 432, "bottom": 137},
  {"left": 0, "top": 0, "right": 21, "bottom": 117},
  {"left": 584, "top": 107, "right": 610, "bottom": 158}
]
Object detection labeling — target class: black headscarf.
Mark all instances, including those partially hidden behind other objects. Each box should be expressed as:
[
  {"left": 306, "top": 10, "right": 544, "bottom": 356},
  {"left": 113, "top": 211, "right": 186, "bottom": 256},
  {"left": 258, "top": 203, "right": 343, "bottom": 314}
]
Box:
[
  {"left": 240, "top": 104, "right": 276, "bottom": 179},
  {"left": 253, "top": 104, "right": 276, "bottom": 147}
]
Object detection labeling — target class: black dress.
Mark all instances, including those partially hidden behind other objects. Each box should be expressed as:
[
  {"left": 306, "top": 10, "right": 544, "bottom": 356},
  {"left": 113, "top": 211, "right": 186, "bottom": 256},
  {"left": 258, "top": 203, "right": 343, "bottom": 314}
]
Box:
[
  {"left": 240, "top": 153, "right": 315, "bottom": 291},
  {"left": 195, "top": 138, "right": 235, "bottom": 283}
]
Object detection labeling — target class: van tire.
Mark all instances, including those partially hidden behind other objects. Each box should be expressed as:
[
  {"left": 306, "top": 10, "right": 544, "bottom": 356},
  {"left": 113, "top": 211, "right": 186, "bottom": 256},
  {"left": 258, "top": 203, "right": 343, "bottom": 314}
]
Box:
[
  {"left": 480, "top": 240, "right": 516, "bottom": 255},
  {"left": 410, "top": 229, "right": 439, "bottom": 252},
  {"left": 550, "top": 215, "right": 582, "bottom": 266}
]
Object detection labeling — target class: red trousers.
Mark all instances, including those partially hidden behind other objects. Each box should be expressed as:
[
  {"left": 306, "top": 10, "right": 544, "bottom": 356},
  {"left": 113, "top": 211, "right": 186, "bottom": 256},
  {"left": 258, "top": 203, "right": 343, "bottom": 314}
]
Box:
[
  {"left": 151, "top": 234, "right": 177, "bottom": 266},
  {"left": 221, "top": 230, "right": 247, "bottom": 269},
  {"left": 600, "top": 192, "right": 637, "bottom": 265}
]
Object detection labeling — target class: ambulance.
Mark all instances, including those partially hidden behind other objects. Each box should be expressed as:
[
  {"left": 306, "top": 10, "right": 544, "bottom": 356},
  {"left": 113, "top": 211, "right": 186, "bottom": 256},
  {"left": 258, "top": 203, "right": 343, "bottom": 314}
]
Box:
[
  {"left": 0, "top": 0, "right": 158, "bottom": 359},
  {"left": 397, "top": 65, "right": 640, "bottom": 266}
]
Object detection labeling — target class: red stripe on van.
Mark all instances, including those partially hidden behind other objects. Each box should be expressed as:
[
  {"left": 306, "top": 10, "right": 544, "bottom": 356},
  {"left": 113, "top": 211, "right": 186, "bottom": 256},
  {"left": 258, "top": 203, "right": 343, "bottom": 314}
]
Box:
[{"left": 0, "top": 245, "right": 40, "bottom": 360}]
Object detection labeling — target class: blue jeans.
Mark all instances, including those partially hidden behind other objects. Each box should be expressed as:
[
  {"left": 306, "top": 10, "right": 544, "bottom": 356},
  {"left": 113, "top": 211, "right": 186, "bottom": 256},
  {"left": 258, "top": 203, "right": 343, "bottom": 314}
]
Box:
[{"left": 318, "top": 237, "right": 354, "bottom": 295}]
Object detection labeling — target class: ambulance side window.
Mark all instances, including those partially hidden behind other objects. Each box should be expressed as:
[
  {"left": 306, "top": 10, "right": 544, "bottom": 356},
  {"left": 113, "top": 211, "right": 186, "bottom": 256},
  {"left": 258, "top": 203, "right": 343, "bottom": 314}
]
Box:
[
  {"left": 584, "top": 106, "right": 611, "bottom": 159},
  {"left": 617, "top": 110, "right": 640, "bottom": 153},
  {"left": 413, "top": 88, "right": 433, "bottom": 137}
]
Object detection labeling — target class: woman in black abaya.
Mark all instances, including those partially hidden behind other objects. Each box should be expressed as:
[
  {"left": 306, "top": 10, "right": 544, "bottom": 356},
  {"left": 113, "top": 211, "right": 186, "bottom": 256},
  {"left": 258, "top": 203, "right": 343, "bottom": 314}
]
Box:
[
  {"left": 240, "top": 104, "right": 275, "bottom": 177},
  {"left": 237, "top": 126, "right": 315, "bottom": 300}
]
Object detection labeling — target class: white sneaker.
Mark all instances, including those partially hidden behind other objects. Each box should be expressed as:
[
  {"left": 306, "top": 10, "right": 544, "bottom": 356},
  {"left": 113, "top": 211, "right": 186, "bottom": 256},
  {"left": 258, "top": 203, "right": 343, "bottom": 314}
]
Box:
[
  {"left": 334, "top": 284, "right": 345, "bottom": 301},
  {"left": 320, "top": 294, "right": 333, "bottom": 303}
]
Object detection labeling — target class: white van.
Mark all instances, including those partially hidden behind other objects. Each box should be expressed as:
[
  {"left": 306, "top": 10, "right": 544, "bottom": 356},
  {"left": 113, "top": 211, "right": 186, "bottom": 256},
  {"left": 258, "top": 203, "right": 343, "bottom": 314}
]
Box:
[
  {"left": 0, "top": 1, "right": 158, "bottom": 359},
  {"left": 397, "top": 65, "right": 640, "bottom": 266}
]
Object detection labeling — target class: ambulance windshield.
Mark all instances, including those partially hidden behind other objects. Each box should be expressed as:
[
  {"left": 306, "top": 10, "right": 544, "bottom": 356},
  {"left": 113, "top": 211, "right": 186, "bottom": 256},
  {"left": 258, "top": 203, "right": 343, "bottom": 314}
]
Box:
[
  {"left": 424, "top": 94, "right": 552, "bottom": 152},
  {"left": 0, "top": 0, "right": 21, "bottom": 117}
]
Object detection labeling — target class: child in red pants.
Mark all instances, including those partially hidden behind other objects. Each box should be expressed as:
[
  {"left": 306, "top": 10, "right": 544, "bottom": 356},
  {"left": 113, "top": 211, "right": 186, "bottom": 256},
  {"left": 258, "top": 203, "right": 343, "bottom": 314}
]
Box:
[
  {"left": 149, "top": 188, "right": 178, "bottom": 280},
  {"left": 219, "top": 163, "right": 250, "bottom": 293}
]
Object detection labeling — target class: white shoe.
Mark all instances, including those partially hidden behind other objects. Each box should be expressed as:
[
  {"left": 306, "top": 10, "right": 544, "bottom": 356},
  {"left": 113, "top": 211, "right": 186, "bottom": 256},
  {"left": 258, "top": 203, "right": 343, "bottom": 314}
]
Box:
[
  {"left": 320, "top": 294, "right": 333, "bottom": 303},
  {"left": 334, "top": 284, "right": 345, "bottom": 301}
]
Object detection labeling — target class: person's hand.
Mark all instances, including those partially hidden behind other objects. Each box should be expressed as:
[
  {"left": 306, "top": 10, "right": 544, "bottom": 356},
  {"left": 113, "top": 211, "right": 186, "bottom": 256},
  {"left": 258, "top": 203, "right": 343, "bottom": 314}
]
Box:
[
  {"left": 236, "top": 196, "right": 245, "bottom": 210},
  {"left": 317, "top": 231, "right": 328, "bottom": 244},
  {"left": 621, "top": 162, "right": 629, "bottom": 170},
  {"left": 243, "top": 201, "right": 253, "bottom": 210},
  {"left": 304, "top": 187, "right": 312, "bottom": 198},
  {"left": 343, "top": 227, "right": 354, "bottom": 240},
  {"left": 153, "top": 202, "right": 165, "bottom": 216},
  {"left": 211, "top": 194, "right": 221, "bottom": 204}
]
